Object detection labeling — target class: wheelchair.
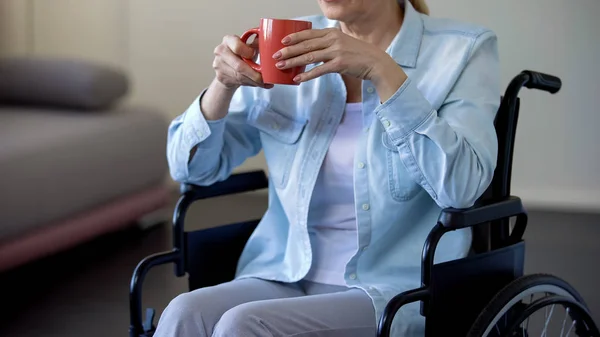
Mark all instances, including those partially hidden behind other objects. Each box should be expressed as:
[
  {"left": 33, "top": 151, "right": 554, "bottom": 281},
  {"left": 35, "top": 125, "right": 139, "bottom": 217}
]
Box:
[{"left": 129, "top": 70, "right": 600, "bottom": 337}]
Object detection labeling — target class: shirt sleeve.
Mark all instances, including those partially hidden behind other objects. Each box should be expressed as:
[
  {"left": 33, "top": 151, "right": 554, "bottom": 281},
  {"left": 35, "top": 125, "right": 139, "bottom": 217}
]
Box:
[
  {"left": 374, "top": 30, "right": 500, "bottom": 209},
  {"left": 166, "top": 87, "right": 262, "bottom": 185}
]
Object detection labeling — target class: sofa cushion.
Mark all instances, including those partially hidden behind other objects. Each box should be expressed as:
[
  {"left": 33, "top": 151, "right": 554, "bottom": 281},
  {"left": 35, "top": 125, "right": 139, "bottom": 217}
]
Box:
[
  {"left": 0, "top": 57, "right": 129, "bottom": 110},
  {"left": 0, "top": 105, "right": 169, "bottom": 242}
]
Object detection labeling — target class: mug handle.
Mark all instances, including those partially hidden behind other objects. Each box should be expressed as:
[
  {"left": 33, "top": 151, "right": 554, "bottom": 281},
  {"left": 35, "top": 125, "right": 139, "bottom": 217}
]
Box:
[{"left": 240, "top": 28, "right": 261, "bottom": 72}]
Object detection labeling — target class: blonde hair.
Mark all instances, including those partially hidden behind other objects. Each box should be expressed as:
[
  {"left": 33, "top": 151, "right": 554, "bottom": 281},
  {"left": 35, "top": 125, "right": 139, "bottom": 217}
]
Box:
[{"left": 408, "top": 0, "right": 430, "bottom": 15}]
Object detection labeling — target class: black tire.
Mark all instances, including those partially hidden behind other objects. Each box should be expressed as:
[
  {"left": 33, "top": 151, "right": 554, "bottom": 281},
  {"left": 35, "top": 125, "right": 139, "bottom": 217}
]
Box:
[{"left": 467, "top": 273, "right": 591, "bottom": 337}]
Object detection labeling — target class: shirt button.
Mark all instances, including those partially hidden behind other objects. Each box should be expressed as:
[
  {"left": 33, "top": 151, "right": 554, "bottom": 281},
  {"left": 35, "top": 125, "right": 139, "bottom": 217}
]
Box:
[
  {"left": 367, "top": 87, "right": 375, "bottom": 94},
  {"left": 362, "top": 203, "right": 370, "bottom": 211},
  {"left": 349, "top": 273, "right": 357, "bottom": 280},
  {"left": 271, "top": 123, "right": 280, "bottom": 130},
  {"left": 362, "top": 246, "right": 368, "bottom": 252},
  {"left": 357, "top": 162, "right": 365, "bottom": 169},
  {"left": 383, "top": 120, "right": 391, "bottom": 128}
]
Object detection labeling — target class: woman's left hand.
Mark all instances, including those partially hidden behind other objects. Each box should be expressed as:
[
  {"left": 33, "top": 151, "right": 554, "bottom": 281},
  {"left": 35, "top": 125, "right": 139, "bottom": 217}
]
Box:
[{"left": 273, "top": 28, "right": 407, "bottom": 100}]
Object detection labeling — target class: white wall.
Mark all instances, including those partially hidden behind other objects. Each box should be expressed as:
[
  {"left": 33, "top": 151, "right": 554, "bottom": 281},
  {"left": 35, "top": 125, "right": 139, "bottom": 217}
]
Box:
[
  {"left": 31, "top": 0, "right": 128, "bottom": 68},
  {"left": 1, "top": 0, "right": 598, "bottom": 211},
  {"left": 0, "top": 0, "right": 32, "bottom": 56},
  {"left": 427, "top": 0, "right": 600, "bottom": 211}
]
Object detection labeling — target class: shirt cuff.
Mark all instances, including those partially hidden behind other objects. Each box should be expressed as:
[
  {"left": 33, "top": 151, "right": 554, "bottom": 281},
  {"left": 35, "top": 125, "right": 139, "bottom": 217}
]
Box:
[
  {"left": 374, "top": 77, "right": 435, "bottom": 146},
  {"left": 182, "top": 88, "right": 226, "bottom": 150}
]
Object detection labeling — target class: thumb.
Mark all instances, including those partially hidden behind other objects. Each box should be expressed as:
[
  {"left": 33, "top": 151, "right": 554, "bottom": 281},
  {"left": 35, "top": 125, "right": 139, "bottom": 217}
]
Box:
[
  {"left": 237, "top": 40, "right": 256, "bottom": 59},
  {"left": 250, "top": 39, "right": 260, "bottom": 60},
  {"left": 226, "top": 35, "right": 256, "bottom": 59}
]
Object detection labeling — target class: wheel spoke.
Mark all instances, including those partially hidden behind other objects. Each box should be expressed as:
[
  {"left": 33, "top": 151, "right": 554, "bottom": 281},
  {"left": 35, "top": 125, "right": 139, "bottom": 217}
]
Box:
[
  {"left": 566, "top": 320, "right": 576, "bottom": 337},
  {"left": 540, "top": 304, "right": 555, "bottom": 337},
  {"left": 526, "top": 295, "right": 534, "bottom": 331},
  {"left": 560, "top": 307, "right": 570, "bottom": 337}
]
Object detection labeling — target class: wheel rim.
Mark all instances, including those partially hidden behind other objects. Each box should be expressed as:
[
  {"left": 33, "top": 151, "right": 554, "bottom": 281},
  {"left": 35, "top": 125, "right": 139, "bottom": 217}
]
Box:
[
  {"left": 481, "top": 284, "right": 576, "bottom": 336},
  {"left": 500, "top": 295, "right": 598, "bottom": 337}
]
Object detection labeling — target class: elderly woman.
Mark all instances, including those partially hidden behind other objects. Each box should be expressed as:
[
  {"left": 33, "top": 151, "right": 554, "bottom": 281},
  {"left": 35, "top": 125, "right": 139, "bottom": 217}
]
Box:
[{"left": 156, "top": 0, "right": 500, "bottom": 336}]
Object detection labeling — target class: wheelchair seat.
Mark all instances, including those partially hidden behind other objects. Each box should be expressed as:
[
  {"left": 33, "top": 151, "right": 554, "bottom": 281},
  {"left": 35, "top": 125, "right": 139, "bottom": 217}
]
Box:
[{"left": 128, "top": 71, "right": 599, "bottom": 337}]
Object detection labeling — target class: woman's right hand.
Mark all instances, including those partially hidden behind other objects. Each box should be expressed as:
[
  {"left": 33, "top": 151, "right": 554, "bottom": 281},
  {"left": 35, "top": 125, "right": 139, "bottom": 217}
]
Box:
[{"left": 212, "top": 35, "right": 273, "bottom": 90}]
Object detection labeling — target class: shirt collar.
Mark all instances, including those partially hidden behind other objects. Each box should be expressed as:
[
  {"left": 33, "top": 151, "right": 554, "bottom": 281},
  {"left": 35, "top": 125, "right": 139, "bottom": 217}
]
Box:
[
  {"left": 323, "top": 0, "right": 424, "bottom": 68},
  {"left": 387, "top": 0, "right": 424, "bottom": 68}
]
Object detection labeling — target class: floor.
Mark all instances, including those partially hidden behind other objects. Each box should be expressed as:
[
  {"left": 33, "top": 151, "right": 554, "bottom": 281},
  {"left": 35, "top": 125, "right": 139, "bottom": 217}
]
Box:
[{"left": 1, "top": 192, "right": 599, "bottom": 337}]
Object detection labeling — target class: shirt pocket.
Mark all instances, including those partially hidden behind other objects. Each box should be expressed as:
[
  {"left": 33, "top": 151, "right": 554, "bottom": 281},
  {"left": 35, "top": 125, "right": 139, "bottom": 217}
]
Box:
[
  {"left": 381, "top": 132, "right": 421, "bottom": 201},
  {"left": 247, "top": 102, "right": 307, "bottom": 189}
]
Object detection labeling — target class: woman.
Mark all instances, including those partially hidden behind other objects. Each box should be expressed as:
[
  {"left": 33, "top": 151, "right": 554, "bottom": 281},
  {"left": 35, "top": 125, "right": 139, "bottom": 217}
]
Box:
[{"left": 158, "top": 0, "right": 500, "bottom": 336}]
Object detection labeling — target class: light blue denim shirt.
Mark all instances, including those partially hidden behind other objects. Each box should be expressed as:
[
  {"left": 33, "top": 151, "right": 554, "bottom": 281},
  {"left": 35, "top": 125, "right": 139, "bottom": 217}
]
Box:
[{"left": 166, "top": 1, "right": 500, "bottom": 335}]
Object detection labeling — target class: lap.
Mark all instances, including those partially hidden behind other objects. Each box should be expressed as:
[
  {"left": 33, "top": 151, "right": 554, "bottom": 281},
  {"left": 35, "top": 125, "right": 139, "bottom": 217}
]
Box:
[
  {"left": 155, "top": 277, "right": 305, "bottom": 336},
  {"left": 216, "top": 284, "right": 376, "bottom": 337},
  {"left": 154, "top": 278, "right": 376, "bottom": 337}
]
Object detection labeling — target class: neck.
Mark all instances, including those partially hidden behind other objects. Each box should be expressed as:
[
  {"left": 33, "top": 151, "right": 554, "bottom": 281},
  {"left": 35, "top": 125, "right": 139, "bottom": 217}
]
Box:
[{"left": 339, "top": 1, "right": 404, "bottom": 51}]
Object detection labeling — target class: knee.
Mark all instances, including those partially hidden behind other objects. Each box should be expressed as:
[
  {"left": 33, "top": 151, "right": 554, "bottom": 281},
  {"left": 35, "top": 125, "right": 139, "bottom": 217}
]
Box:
[
  {"left": 213, "top": 303, "right": 273, "bottom": 337},
  {"left": 155, "top": 292, "right": 208, "bottom": 336},
  {"left": 163, "top": 292, "right": 197, "bottom": 318}
]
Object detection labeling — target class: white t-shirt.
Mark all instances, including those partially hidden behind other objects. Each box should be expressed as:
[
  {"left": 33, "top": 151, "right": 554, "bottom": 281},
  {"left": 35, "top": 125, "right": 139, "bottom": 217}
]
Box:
[{"left": 305, "top": 102, "right": 362, "bottom": 286}]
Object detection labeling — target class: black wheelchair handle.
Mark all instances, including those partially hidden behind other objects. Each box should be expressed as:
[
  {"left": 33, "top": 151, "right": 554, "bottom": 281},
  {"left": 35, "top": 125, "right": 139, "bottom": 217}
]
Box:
[{"left": 522, "top": 70, "right": 562, "bottom": 94}]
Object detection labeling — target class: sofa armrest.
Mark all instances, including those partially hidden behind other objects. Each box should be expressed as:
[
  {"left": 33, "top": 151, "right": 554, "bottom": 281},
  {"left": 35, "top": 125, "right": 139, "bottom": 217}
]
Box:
[{"left": 0, "top": 57, "right": 129, "bottom": 110}]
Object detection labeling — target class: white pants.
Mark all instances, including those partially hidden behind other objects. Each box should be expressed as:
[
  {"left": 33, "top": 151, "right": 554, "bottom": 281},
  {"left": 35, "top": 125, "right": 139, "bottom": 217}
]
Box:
[{"left": 153, "top": 277, "right": 377, "bottom": 337}]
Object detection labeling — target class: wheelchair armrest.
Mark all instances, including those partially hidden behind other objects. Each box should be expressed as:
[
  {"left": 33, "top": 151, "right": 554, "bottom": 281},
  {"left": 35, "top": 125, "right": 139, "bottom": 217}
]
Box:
[
  {"left": 130, "top": 251, "right": 180, "bottom": 337},
  {"left": 438, "top": 196, "right": 525, "bottom": 229},
  {"left": 172, "top": 170, "right": 268, "bottom": 277},
  {"left": 180, "top": 170, "right": 268, "bottom": 201},
  {"left": 129, "top": 171, "right": 269, "bottom": 337}
]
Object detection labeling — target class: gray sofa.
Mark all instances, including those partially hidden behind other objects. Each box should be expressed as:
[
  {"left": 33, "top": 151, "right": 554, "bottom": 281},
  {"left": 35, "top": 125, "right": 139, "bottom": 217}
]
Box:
[{"left": 0, "top": 57, "right": 171, "bottom": 272}]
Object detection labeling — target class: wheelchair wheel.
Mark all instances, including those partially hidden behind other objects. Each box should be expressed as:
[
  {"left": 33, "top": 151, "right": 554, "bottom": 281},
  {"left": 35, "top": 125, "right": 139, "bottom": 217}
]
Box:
[{"left": 467, "top": 273, "right": 600, "bottom": 337}]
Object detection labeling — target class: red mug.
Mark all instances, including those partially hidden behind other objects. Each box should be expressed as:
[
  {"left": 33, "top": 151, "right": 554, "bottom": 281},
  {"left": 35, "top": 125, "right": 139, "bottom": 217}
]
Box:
[{"left": 240, "top": 18, "right": 312, "bottom": 85}]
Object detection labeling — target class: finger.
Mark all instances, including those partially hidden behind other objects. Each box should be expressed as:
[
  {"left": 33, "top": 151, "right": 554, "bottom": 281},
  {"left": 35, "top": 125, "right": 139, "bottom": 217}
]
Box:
[
  {"left": 222, "top": 61, "right": 273, "bottom": 89},
  {"left": 276, "top": 49, "right": 329, "bottom": 70},
  {"left": 241, "top": 77, "right": 273, "bottom": 89},
  {"left": 293, "top": 61, "right": 336, "bottom": 83},
  {"left": 274, "top": 36, "right": 330, "bottom": 61},
  {"left": 221, "top": 65, "right": 261, "bottom": 87},
  {"left": 281, "top": 28, "right": 334, "bottom": 46},
  {"left": 217, "top": 57, "right": 272, "bottom": 89},
  {"left": 221, "top": 48, "right": 263, "bottom": 84},
  {"left": 250, "top": 39, "right": 260, "bottom": 61},
  {"left": 223, "top": 34, "right": 255, "bottom": 59}
]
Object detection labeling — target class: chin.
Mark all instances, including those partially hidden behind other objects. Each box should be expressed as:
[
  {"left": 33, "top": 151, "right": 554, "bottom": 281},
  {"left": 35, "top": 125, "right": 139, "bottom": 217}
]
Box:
[{"left": 317, "top": 0, "right": 357, "bottom": 21}]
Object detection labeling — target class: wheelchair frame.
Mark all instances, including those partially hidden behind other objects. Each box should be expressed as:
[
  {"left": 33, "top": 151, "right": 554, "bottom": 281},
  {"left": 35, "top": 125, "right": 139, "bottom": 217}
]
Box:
[{"left": 129, "top": 70, "right": 576, "bottom": 337}]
